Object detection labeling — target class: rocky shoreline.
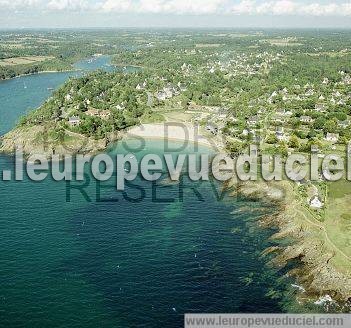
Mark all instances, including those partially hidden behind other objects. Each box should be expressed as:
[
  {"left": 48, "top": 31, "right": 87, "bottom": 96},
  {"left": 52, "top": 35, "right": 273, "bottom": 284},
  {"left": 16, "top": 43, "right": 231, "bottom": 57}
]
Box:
[
  {"left": 2, "top": 122, "right": 351, "bottom": 309},
  {"left": 0, "top": 125, "right": 123, "bottom": 159},
  {"left": 229, "top": 178, "right": 351, "bottom": 308}
]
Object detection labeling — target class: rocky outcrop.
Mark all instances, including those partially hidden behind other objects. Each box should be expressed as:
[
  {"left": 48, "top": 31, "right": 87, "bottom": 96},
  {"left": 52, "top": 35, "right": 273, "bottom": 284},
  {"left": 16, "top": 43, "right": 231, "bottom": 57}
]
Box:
[
  {"left": 0, "top": 125, "right": 120, "bottom": 158},
  {"left": 230, "top": 179, "right": 351, "bottom": 304}
]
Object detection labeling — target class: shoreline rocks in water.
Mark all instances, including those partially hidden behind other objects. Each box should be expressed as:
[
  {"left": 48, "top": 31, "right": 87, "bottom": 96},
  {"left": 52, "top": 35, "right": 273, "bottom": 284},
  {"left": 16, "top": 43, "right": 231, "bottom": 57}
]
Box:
[
  {"left": 230, "top": 178, "right": 351, "bottom": 305},
  {"left": 1, "top": 121, "right": 351, "bottom": 307}
]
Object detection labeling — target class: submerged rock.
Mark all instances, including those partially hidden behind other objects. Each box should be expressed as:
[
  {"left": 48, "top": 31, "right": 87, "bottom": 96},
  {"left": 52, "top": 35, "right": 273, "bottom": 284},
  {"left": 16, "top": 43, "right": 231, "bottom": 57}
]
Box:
[{"left": 228, "top": 178, "right": 351, "bottom": 304}]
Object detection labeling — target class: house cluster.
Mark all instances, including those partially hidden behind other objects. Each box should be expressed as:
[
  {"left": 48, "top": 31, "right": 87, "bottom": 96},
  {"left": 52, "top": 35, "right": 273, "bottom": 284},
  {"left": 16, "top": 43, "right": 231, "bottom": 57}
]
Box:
[
  {"left": 155, "top": 82, "right": 187, "bottom": 101},
  {"left": 226, "top": 72, "right": 351, "bottom": 148},
  {"left": 268, "top": 79, "right": 350, "bottom": 107},
  {"left": 263, "top": 74, "right": 351, "bottom": 144},
  {"left": 205, "top": 51, "right": 283, "bottom": 78},
  {"left": 338, "top": 71, "right": 351, "bottom": 86},
  {"left": 68, "top": 108, "right": 111, "bottom": 127},
  {"left": 85, "top": 108, "right": 111, "bottom": 120},
  {"left": 181, "top": 63, "right": 192, "bottom": 75}
]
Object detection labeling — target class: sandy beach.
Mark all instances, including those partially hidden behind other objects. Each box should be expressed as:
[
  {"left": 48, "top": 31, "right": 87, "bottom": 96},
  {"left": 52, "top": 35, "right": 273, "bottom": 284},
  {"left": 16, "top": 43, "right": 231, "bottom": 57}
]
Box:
[{"left": 125, "top": 123, "right": 222, "bottom": 151}]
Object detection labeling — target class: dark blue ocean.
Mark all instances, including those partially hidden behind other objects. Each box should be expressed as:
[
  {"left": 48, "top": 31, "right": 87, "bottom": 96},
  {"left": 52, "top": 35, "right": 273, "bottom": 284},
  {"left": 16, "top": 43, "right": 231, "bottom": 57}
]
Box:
[{"left": 0, "top": 56, "right": 302, "bottom": 327}]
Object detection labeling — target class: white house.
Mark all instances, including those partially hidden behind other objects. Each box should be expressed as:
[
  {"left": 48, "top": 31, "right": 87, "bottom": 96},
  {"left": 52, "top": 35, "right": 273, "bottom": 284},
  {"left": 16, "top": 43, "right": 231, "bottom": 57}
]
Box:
[
  {"left": 177, "top": 82, "right": 187, "bottom": 92},
  {"left": 277, "top": 108, "right": 292, "bottom": 117},
  {"left": 271, "top": 91, "right": 278, "bottom": 98},
  {"left": 116, "top": 104, "right": 125, "bottom": 111},
  {"left": 156, "top": 91, "right": 166, "bottom": 101},
  {"left": 338, "top": 120, "right": 350, "bottom": 129},
  {"left": 333, "top": 91, "right": 342, "bottom": 98},
  {"left": 311, "top": 145, "right": 320, "bottom": 153},
  {"left": 68, "top": 116, "right": 80, "bottom": 126},
  {"left": 314, "top": 104, "right": 325, "bottom": 112},
  {"left": 310, "top": 196, "right": 323, "bottom": 209},
  {"left": 343, "top": 75, "right": 351, "bottom": 84},
  {"left": 248, "top": 116, "right": 259, "bottom": 126},
  {"left": 325, "top": 133, "right": 339, "bottom": 143},
  {"left": 300, "top": 116, "right": 313, "bottom": 123},
  {"left": 305, "top": 89, "right": 314, "bottom": 96},
  {"left": 206, "top": 123, "right": 218, "bottom": 135},
  {"left": 163, "top": 86, "right": 174, "bottom": 99}
]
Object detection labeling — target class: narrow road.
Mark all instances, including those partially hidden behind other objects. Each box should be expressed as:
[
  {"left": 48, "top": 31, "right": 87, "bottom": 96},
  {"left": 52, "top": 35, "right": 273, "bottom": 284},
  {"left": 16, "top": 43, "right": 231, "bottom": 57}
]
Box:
[{"left": 294, "top": 207, "right": 351, "bottom": 263}]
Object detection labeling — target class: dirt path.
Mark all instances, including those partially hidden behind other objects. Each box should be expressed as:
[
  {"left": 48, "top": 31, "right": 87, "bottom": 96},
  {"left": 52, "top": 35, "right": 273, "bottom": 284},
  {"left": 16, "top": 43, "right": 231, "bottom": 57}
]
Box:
[{"left": 295, "top": 207, "right": 351, "bottom": 262}]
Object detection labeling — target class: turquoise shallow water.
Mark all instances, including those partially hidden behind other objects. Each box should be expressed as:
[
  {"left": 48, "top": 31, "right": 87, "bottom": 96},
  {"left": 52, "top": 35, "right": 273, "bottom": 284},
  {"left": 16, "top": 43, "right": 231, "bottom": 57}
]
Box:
[
  {"left": 0, "top": 57, "right": 300, "bottom": 327},
  {"left": 0, "top": 140, "right": 296, "bottom": 327}
]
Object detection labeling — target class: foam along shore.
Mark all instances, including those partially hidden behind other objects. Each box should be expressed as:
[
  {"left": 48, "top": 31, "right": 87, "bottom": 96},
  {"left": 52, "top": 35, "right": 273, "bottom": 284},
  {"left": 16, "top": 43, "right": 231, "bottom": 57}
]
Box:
[
  {"left": 125, "top": 123, "right": 220, "bottom": 150},
  {"left": 229, "top": 179, "right": 351, "bottom": 305}
]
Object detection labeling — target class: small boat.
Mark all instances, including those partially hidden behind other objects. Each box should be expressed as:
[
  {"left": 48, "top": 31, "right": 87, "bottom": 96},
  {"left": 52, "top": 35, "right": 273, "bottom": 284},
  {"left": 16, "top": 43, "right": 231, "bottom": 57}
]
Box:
[{"left": 47, "top": 87, "right": 54, "bottom": 91}]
